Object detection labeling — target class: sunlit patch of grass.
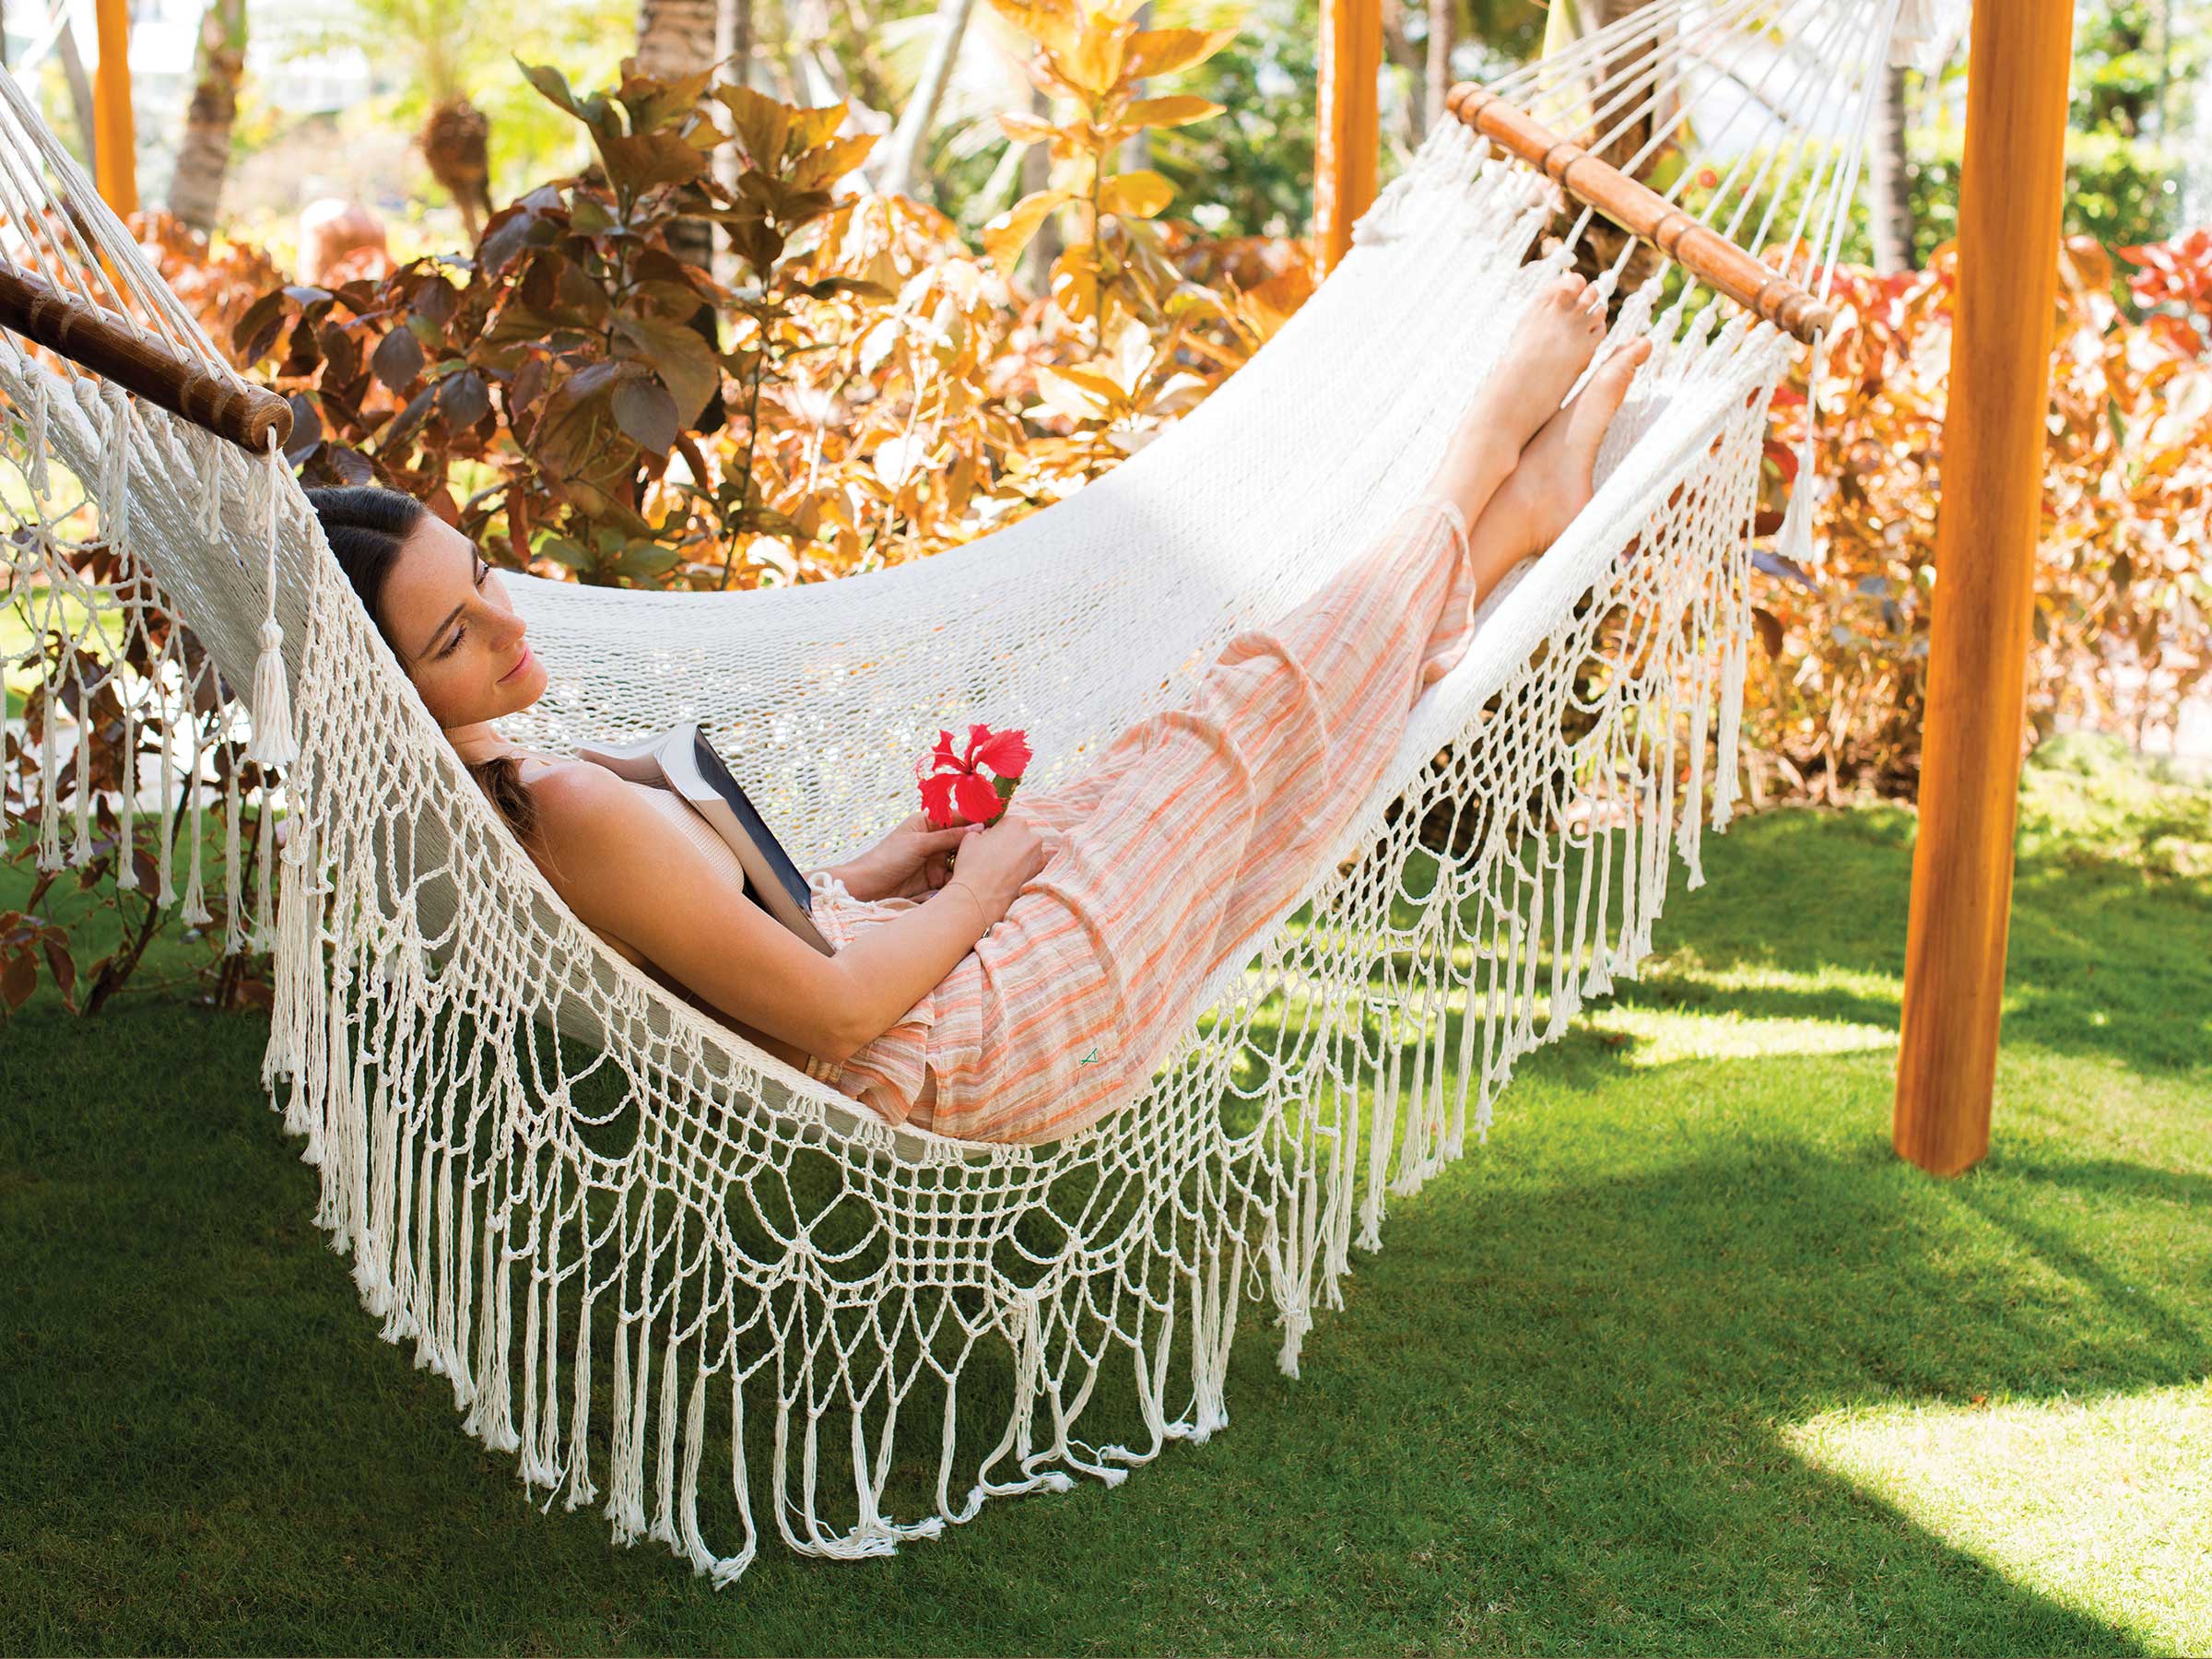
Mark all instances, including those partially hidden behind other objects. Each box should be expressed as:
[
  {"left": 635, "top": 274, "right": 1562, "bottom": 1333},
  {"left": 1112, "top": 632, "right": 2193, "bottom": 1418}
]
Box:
[
  {"left": 1784, "top": 1382, "right": 2212, "bottom": 1655},
  {"left": 1578, "top": 1001, "right": 1897, "bottom": 1067},
  {"left": 1, "top": 712, "right": 2206, "bottom": 1650}
]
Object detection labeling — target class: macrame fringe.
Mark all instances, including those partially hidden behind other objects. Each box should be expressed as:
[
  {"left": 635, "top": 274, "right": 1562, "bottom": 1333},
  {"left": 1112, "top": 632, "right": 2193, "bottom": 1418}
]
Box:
[
  {"left": 51, "top": 356, "right": 1769, "bottom": 1595},
  {"left": 0, "top": 7, "right": 1806, "bottom": 1588}
]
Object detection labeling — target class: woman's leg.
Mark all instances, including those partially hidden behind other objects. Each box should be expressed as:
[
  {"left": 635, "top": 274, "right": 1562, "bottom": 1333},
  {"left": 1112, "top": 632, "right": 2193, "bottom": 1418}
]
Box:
[
  {"left": 1004, "top": 280, "right": 1635, "bottom": 863},
  {"left": 863, "top": 491, "right": 1473, "bottom": 1143},
  {"left": 836, "top": 277, "right": 1640, "bottom": 1144}
]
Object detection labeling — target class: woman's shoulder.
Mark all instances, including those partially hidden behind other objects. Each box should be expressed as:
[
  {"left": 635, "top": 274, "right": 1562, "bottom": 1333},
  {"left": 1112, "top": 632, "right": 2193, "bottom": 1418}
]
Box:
[
  {"left": 512, "top": 750, "right": 610, "bottom": 800},
  {"left": 509, "top": 754, "right": 604, "bottom": 823},
  {"left": 481, "top": 761, "right": 671, "bottom": 972},
  {"left": 519, "top": 756, "right": 691, "bottom": 864}
]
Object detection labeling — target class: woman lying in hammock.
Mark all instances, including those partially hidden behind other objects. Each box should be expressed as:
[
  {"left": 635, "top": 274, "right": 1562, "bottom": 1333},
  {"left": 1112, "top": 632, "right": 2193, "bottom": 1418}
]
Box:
[{"left": 309, "top": 269, "right": 1650, "bottom": 1146}]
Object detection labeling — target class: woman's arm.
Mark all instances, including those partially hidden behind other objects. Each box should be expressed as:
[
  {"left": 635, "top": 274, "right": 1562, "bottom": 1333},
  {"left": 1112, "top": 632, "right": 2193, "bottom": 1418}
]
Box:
[
  {"left": 806, "top": 812, "right": 972, "bottom": 903},
  {"left": 529, "top": 766, "right": 994, "bottom": 1065}
]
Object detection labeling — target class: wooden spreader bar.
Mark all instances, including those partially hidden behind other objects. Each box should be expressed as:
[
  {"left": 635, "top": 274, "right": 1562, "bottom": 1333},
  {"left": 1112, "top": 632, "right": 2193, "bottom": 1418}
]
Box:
[
  {"left": 0, "top": 259, "right": 292, "bottom": 452},
  {"left": 1447, "top": 83, "right": 1838, "bottom": 347}
]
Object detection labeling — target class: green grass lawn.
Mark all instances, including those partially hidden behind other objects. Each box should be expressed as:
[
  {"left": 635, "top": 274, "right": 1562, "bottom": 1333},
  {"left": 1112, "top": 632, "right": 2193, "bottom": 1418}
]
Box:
[{"left": 1, "top": 734, "right": 2206, "bottom": 1655}]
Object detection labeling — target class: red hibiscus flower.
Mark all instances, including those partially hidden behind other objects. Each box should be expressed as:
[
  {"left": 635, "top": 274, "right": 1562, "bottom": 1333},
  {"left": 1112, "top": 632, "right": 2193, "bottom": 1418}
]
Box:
[{"left": 916, "top": 722, "right": 1031, "bottom": 829}]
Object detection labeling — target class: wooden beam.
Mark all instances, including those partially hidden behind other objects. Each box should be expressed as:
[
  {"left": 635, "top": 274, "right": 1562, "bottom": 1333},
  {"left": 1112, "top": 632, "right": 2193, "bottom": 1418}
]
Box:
[
  {"left": 1447, "top": 83, "right": 1837, "bottom": 346},
  {"left": 1313, "top": 0, "right": 1380, "bottom": 276},
  {"left": 1893, "top": 1, "right": 2077, "bottom": 1176},
  {"left": 0, "top": 261, "right": 292, "bottom": 452},
  {"left": 91, "top": 0, "right": 135, "bottom": 217}
]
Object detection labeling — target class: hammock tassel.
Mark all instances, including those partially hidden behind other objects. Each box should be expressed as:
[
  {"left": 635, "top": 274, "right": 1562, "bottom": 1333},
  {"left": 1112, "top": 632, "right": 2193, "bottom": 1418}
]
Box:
[
  {"left": 710, "top": 1368, "right": 758, "bottom": 1585},
  {"left": 244, "top": 437, "right": 299, "bottom": 770},
  {"left": 35, "top": 676, "right": 64, "bottom": 872},
  {"left": 69, "top": 697, "right": 92, "bottom": 866},
  {"left": 1890, "top": 0, "right": 1954, "bottom": 70},
  {"left": 151, "top": 625, "right": 182, "bottom": 912},
  {"left": 108, "top": 393, "right": 139, "bottom": 891},
  {"left": 562, "top": 1293, "right": 600, "bottom": 1512},
  {"left": 247, "top": 615, "right": 297, "bottom": 770},
  {"left": 1773, "top": 447, "right": 1818, "bottom": 571},
  {"left": 1775, "top": 323, "right": 1829, "bottom": 573},
  {"left": 266, "top": 818, "right": 324, "bottom": 1092}
]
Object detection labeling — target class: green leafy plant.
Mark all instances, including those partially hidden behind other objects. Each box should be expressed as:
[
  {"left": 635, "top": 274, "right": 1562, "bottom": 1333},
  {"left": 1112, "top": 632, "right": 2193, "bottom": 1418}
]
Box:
[
  {"left": 229, "top": 59, "right": 895, "bottom": 586},
  {"left": 979, "top": 0, "right": 1241, "bottom": 343}
]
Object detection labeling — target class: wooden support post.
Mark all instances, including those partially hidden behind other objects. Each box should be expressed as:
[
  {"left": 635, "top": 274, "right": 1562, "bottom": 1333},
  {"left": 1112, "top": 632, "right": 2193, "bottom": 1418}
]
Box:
[
  {"left": 1892, "top": 1, "right": 2076, "bottom": 1176},
  {"left": 92, "top": 0, "right": 136, "bottom": 217},
  {"left": 1313, "top": 0, "right": 1380, "bottom": 276}
]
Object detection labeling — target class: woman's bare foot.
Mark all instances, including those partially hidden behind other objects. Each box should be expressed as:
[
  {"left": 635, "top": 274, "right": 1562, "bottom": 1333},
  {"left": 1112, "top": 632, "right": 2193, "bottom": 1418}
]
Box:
[
  {"left": 1467, "top": 270, "right": 1612, "bottom": 448},
  {"left": 1427, "top": 271, "right": 1611, "bottom": 516},
  {"left": 1465, "top": 334, "right": 1653, "bottom": 580}
]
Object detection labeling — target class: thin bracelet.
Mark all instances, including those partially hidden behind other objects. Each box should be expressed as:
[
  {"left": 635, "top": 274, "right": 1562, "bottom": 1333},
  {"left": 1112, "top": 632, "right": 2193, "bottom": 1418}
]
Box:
[{"left": 942, "top": 878, "right": 990, "bottom": 930}]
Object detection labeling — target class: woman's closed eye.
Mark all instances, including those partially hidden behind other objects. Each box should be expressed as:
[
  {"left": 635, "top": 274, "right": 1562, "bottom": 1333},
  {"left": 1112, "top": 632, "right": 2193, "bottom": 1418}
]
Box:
[{"left": 439, "top": 559, "right": 491, "bottom": 659}]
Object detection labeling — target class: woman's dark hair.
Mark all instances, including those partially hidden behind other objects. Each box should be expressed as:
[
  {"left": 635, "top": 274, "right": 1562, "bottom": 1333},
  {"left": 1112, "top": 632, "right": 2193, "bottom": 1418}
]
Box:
[{"left": 305, "top": 485, "right": 539, "bottom": 844}]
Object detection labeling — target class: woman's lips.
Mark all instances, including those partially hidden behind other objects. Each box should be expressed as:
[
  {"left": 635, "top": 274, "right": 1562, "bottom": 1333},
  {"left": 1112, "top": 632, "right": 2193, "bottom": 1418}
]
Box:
[{"left": 498, "top": 641, "right": 533, "bottom": 683}]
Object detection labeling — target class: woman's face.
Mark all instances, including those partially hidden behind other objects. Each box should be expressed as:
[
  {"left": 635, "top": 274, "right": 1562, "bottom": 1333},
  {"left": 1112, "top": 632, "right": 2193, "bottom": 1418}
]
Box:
[{"left": 379, "top": 512, "right": 548, "bottom": 727}]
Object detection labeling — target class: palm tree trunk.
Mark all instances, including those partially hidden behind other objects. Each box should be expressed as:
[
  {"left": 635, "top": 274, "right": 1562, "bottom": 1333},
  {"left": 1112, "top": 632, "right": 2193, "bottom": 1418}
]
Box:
[
  {"left": 633, "top": 0, "right": 730, "bottom": 431},
  {"left": 875, "top": 0, "right": 975, "bottom": 201},
  {"left": 1118, "top": 0, "right": 1152, "bottom": 174},
  {"left": 419, "top": 99, "right": 491, "bottom": 243},
  {"left": 707, "top": 0, "right": 753, "bottom": 293},
  {"left": 632, "top": 2, "right": 720, "bottom": 270},
  {"left": 1424, "top": 0, "right": 1453, "bottom": 140},
  {"left": 56, "top": 19, "right": 99, "bottom": 177},
  {"left": 1540, "top": 0, "right": 1666, "bottom": 296},
  {"left": 636, "top": 0, "right": 721, "bottom": 80},
  {"left": 1380, "top": 0, "right": 1426, "bottom": 144},
  {"left": 1867, "top": 65, "right": 1914, "bottom": 272},
  {"left": 1020, "top": 78, "right": 1059, "bottom": 299},
  {"left": 168, "top": 0, "right": 246, "bottom": 233}
]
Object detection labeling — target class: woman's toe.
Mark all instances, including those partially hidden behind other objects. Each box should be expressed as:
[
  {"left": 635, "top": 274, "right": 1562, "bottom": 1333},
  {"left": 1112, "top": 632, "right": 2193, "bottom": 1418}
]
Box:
[{"left": 1569, "top": 359, "right": 1639, "bottom": 450}]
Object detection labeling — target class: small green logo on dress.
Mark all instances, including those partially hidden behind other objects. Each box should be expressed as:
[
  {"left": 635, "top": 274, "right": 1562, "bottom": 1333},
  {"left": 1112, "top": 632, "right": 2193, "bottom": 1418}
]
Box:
[{"left": 1079, "top": 1044, "right": 1100, "bottom": 1065}]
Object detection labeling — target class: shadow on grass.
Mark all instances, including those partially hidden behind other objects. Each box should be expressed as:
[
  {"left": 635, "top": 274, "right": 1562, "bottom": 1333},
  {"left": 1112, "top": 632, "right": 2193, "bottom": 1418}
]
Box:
[
  {"left": 3, "top": 989, "right": 2199, "bottom": 1653},
  {"left": 3, "top": 756, "right": 2205, "bottom": 1652}
]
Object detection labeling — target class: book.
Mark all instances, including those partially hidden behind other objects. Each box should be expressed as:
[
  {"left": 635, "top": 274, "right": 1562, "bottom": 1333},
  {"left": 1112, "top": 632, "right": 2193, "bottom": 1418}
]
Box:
[{"left": 573, "top": 722, "right": 835, "bottom": 957}]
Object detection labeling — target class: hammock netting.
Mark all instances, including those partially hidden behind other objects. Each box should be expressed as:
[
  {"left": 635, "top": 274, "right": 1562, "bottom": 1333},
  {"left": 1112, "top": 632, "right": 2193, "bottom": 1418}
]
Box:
[{"left": 0, "top": 0, "right": 1945, "bottom": 1583}]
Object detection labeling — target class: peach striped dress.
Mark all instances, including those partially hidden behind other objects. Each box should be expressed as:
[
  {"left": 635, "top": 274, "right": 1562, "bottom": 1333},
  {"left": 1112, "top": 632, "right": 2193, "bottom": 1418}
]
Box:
[{"left": 805, "top": 490, "right": 1480, "bottom": 1146}]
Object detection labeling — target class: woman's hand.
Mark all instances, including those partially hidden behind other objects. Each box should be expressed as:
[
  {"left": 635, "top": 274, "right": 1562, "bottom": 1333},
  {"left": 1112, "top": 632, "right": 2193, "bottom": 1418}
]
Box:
[
  {"left": 936, "top": 808, "right": 1046, "bottom": 922},
  {"left": 828, "top": 811, "right": 978, "bottom": 902}
]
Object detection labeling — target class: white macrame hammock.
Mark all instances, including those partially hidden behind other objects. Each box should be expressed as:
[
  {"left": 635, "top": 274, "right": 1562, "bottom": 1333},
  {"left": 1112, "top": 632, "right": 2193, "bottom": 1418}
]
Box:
[{"left": 0, "top": 0, "right": 1949, "bottom": 1584}]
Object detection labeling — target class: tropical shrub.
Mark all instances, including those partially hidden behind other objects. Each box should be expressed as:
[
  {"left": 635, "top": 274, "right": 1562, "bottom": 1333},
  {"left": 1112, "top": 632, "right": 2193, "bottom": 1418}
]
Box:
[
  {"left": 12, "top": 26, "right": 2211, "bottom": 1014},
  {"left": 1747, "top": 235, "right": 2211, "bottom": 801},
  {"left": 2121, "top": 227, "right": 2212, "bottom": 337},
  {"left": 5, "top": 29, "right": 1312, "bottom": 1008}
]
